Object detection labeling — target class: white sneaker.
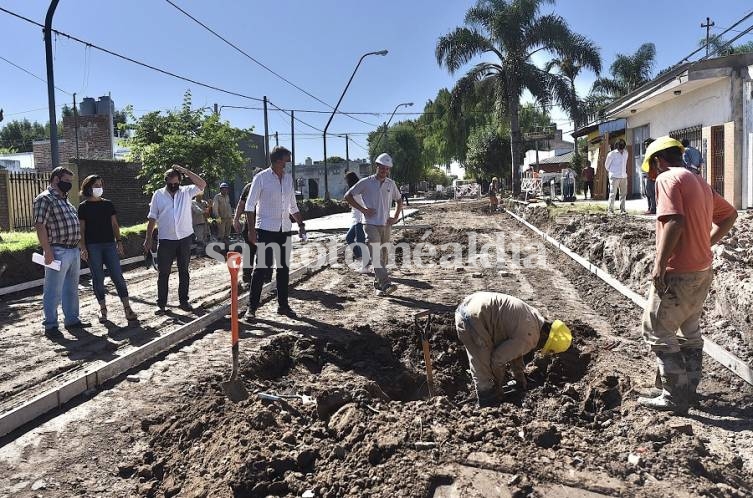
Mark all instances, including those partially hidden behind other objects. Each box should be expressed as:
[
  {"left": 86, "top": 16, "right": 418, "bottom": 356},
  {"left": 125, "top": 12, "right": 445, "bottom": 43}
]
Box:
[
  {"left": 358, "top": 266, "right": 372, "bottom": 274},
  {"left": 375, "top": 288, "right": 385, "bottom": 296}
]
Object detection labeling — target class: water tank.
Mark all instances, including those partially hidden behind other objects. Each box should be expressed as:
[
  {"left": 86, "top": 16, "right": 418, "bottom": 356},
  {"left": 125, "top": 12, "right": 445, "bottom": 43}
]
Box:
[
  {"left": 96, "top": 96, "right": 114, "bottom": 115},
  {"left": 79, "top": 97, "right": 96, "bottom": 116}
]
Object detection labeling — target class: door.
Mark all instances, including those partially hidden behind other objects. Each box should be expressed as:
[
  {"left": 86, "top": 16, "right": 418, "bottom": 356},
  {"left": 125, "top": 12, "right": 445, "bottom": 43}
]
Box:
[
  {"left": 308, "top": 178, "right": 319, "bottom": 199},
  {"left": 710, "top": 126, "right": 725, "bottom": 196},
  {"left": 632, "top": 125, "right": 650, "bottom": 196}
]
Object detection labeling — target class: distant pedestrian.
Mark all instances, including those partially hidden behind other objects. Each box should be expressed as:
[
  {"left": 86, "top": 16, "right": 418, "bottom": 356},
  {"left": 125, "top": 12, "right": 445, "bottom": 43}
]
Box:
[
  {"left": 561, "top": 167, "right": 576, "bottom": 201},
  {"left": 33, "top": 166, "right": 90, "bottom": 335},
  {"left": 642, "top": 138, "right": 657, "bottom": 215},
  {"left": 681, "top": 138, "right": 703, "bottom": 175},
  {"left": 144, "top": 165, "right": 206, "bottom": 314},
  {"left": 488, "top": 177, "right": 499, "bottom": 211},
  {"left": 78, "top": 175, "right": 137, "bottom": 322},
  {"left": 604, "top": 139, "right": 629, "bottom": 214},
  {"left": 243, "top": 147, "right": 305, "bottom": 320},
  {"left": 345, "top": 153, "right": 403, "bottom": 296},
  {"left": 344, "top": 171, "right": 367, "bottom": 268},
  {"left": 213, "top": 182, "right": 233, "bottom": 245},
  {"left": 191, "top": 193, "right": 210, "bottom": 252},
  {"left": 582, "top": 161, "right": 594, "bottom": 200},
  {"left": 637, "top": 137, "right": 737, "bottom": 414}
]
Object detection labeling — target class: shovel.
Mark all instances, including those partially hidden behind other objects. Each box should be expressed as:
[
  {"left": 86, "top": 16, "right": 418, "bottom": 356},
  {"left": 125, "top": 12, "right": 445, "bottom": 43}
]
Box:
[
  {"left": 222, "top": 252, "right": 249, "bottom": 402},
  {"left": 415, "top": 310, "right": 436, "bottom": 398}
]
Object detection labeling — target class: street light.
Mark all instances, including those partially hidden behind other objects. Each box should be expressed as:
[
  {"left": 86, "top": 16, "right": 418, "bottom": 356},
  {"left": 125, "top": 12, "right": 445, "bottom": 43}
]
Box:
[
  {"left": 322, "top": 49, "right": 388, "bottom": 200},
  {"left": 372, "top": 101, "right": 413, "bottom": 153}
]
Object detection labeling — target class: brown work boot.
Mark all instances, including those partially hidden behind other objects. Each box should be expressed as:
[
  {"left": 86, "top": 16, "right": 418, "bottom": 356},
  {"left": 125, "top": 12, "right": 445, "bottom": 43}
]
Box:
[{"left": 638, "top": 352, "right": 689, "bottom": 415}]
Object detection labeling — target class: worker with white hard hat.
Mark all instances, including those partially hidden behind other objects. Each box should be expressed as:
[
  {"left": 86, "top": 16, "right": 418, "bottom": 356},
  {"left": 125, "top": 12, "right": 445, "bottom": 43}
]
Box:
[
  {"left": 455, "top": 291, "right": 572, "bottom": 407},
  {"left": 344, "top": 153, "right": 403, "bottom": 296}
]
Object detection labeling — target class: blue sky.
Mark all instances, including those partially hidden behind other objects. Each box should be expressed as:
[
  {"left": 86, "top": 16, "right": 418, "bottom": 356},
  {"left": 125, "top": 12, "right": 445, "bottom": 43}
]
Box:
[{"left": 1, "top": 0, "right": 751, "bottom": 163}]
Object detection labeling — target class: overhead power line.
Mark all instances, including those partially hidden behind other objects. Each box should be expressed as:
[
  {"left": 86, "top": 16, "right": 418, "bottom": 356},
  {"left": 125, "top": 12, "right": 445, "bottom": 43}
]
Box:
[
  {"left": 163, "top": 0, "right": 380, "bottom": 128},
  {"left": 0, "top": 54, "right": 72, "bottom": 95},
  {"left": 0, "top": 6, "right": 264, "bottom": 103}
]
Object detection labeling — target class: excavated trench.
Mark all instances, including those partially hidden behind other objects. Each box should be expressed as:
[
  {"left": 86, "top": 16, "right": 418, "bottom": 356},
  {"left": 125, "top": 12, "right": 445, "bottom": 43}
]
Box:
[{"left": 129, "top": 315, "right": 607, "bottom": 497}]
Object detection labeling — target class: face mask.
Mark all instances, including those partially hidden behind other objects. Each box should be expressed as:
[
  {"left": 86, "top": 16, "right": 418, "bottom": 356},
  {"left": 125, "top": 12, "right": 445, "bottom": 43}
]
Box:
[
  {"left": 166, "top": 182, "right": 180, "bottom": 193},
  {"left": 92, "top": 187, "right": 104, "bottom": 197},
  {"left": 57, "top": 180, "right": 72, "bottom": 193}
]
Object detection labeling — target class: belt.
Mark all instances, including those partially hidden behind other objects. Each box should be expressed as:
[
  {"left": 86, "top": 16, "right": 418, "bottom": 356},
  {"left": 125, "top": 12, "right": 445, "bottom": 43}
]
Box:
[{"left": 51, "top": 243, "right": 79, "bottom": 249}]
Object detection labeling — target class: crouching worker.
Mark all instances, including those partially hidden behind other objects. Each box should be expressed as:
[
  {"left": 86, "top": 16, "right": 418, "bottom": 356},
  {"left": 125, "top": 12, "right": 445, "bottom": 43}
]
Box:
[{"left": 455, "top": 292, "right": 572, "bottom": 407}]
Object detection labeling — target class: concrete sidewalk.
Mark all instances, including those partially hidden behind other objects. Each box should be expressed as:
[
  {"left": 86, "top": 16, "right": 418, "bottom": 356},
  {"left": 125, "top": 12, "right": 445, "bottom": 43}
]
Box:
[{"left": 294, "top": 208, "right": 419, "bottom": 232}]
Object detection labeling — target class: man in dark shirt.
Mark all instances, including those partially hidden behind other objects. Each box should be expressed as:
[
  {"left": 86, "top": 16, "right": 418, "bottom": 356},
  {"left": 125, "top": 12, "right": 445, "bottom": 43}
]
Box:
[
  {"left": 34, "top": 166, "right": 90, "bottom": 335},
  {"left": 582, "top": 161, "right": 594, "bottom": 200}
]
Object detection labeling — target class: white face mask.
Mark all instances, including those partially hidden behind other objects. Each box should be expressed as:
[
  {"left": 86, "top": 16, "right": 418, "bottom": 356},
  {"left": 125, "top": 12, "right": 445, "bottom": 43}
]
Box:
[{"left": 92, "top": 187, "right": 104, "bottom": 198}]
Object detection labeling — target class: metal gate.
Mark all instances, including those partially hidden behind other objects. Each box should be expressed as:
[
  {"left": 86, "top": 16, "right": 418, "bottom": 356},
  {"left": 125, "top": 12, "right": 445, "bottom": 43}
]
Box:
[
  {"left": 710, "top": 126, "right": 725, "bottom": 196},
  {"left": 8, "top": 171, "right": 49, "bottom": 230}
]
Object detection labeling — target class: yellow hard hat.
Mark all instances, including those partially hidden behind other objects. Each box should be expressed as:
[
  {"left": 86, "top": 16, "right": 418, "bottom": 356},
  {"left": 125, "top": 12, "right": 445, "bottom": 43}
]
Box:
[
  {"left": 641, "top": 136, "right": 684, "bottom": 173},
  {"left": 542, "top": 320, "right": 572, "bottom": 354}
]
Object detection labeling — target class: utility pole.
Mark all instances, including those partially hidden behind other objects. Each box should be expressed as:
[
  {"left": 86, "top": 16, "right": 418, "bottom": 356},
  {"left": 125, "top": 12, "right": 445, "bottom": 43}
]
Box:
[
  {"left": 344, "top": 134, "right": 349, "bottom": 165},
  {"left": 702, "top": 17, "right": 715, "bottom": 57},
  {"left": 290, "top": 110, "right": 296, "bottom": 188},
  {"left": 44, "top": 0, "right": 61, "bottom": 169},
  {"left": 73, "top": 93, "right": 80, "bottom": 160},
  {"left": 274, "top": 131, "right": 279, "bottom": 147},
  {"left": 263, "top": 96, "right": 270, "bottom": 165}
]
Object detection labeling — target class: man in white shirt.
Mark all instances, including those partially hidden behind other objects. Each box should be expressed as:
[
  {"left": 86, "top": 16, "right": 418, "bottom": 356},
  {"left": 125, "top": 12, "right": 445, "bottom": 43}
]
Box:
[
  {"left": 344, "top": 153, "right": 403, "bottom": 296},
  {"left": 604, "top": 139, "right": 629, "bottom": 214},
  {"left": 243, "top": 146, "right": 305, "bottom": 320},
  {"left": 144, "top": 165, "right": 206, "bottom": 314}
]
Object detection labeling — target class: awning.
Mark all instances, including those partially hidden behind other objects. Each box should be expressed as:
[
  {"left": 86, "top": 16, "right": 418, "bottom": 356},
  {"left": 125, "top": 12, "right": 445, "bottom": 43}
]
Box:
[{"left": 598, "top": 119, "right": 627, "bottom": 135}]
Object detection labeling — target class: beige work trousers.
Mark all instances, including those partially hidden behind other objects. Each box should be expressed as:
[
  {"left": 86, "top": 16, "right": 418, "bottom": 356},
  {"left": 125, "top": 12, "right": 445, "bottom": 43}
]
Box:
[
  {"left": 364, "top": 224, "right": 392, "bottom": 289},
  {"left": 608, "top": 177, "right": 628, "bottom": 213},
  {"left": 217, "top": 218, "right": 232, "bottom": 240},
  {"left": 641, "top": 269, "right": 713, "bottom": 353}
]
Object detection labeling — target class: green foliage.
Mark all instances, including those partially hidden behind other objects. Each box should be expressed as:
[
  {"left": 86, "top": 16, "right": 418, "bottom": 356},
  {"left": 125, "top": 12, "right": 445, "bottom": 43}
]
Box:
[
  {"left": 367, "top": 122, "right": 423, "bottom": 186},
  {"left": 125, "top": 91, "right": 252, "bottom": 194},
  {"left": 0, "top": 231, "right": 39, "bottom": 254},
  {"left": 423, "top": 165, "right": 451, "bottom": 187},
  {"left": 113, "top": 108, "right": 129, "bottom": 137},
  {"left": 465, "top": 125, "right": 510, "bottom": 181},
  {"left": 591, "top": 43, "right": 656, "bottom": 99},
  {"left": 326, "top": 156, "right": 346, "bottom": 163},
  {"left": 0, "top": 146, "right": 16, "bottom": 154},
  {"left": 436, "top": 0, "right": 601, "bottom": 191},
  {"left": 61, "top": 105, "right": 73, "bottom": 117},
  {"left": 0, "top": 119, "right": 60, "bottom": 152}
]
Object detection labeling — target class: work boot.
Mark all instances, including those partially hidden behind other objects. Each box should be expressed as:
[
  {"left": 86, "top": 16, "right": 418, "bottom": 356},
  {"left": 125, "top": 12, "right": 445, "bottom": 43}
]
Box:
[
  {"left": 476, "top": 389, "right": 499, "bottom": 408},
  {"left": 682, "top": 348, "right": 703, "bottom": 404},
  {"left": 638, "top": 351, "right": 689, "bottom": 415}
]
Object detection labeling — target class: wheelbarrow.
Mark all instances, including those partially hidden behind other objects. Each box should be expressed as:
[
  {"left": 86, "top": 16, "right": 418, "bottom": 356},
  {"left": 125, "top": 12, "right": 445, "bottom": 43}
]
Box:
[{"left": 222, "top": 252, "right": 249, "bottom": 402}]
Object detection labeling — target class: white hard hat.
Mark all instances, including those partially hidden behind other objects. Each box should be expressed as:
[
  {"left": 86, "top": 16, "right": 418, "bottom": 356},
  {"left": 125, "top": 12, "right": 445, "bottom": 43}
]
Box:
[{"left": 375, "top": 153, "right": 393, "bottom": 168}]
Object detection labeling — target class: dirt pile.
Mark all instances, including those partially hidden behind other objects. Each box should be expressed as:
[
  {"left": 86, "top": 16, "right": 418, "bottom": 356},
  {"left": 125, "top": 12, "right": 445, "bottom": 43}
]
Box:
[
  {"left": 124, "top": 313, "right": 752, "bottom": 497},
  {"left": 512, "top": 204, "right": 753, "bottom": 363}
]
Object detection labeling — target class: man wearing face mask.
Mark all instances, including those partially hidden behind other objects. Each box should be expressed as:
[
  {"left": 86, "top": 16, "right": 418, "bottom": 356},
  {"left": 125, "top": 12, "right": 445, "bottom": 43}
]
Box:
[
  {"left": 637, "top": 137, "right": 737, "bottom": 414},
  {"left": 604, "top": 139, "right": 629, "bottom": 214},
  {"left": 144, "top": 165, "right": 206, "bottom": 314},
  {"left": 34, "top": 166, "right": 90, "bottom": 335}
]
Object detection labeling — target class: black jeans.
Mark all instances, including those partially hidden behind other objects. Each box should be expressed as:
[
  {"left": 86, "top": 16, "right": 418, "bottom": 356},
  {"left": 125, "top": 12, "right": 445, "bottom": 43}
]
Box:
[
  {"left": 583, "top": 181, "right": 594, "bottom": 199},
  {"left": 157, "top": 235, "right": 192, "bottom": 308},
  {"left": 248, "top": 229, "right": 292, "bottom": 311}
]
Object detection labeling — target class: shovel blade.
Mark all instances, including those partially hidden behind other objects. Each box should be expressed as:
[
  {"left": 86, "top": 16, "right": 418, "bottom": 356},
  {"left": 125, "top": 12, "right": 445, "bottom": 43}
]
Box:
[{"left": 222, "top": 379, "right": 249, "bottom": 402}]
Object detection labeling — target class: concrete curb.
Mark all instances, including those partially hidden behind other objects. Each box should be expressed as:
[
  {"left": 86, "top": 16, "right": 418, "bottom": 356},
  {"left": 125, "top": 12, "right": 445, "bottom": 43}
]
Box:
[
  {"left": 0, "top": 243, "right": 341, "bottom": 438},
  {"left": 504, "top": 208, "right": 753, "bottom": 387}
]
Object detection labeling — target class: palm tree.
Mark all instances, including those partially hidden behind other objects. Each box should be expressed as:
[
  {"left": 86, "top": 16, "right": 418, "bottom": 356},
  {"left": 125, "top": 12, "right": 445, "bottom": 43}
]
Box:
[
  {"left": 544, "top": 33, "right": 602, "bottom": 128},
  {"left": 591, "top": 43, "right": 656, "bottom": 99},
  {"left": 436, "top": 0, "right": 601, "bottom": 194}
]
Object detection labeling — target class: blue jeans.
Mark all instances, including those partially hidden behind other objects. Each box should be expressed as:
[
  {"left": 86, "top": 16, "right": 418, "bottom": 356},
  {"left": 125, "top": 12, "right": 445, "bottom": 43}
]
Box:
[
  {"left": 345, "top": 223, "right": 366, "bottom": 258},
  {"left": 87, "top": 242, "right": 129, "bottom": 302},
  {"left": 42, "top": 246, "right": 81, "bottom": 329}
]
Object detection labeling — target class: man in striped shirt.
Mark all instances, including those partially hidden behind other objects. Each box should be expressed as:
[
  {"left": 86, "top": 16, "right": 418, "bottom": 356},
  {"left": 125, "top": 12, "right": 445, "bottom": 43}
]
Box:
[
  {"left": 34, "top": 166, "right": 90, "bottom": 335},
  {"left": 243, "top": 147, "right": 305, "bottom": 321}
]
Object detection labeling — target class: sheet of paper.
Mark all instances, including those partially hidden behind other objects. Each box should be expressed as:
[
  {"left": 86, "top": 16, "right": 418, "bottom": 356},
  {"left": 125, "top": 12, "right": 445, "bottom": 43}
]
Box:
[{"left": 32, "top": 252, "right": 62, "bottom": 271}]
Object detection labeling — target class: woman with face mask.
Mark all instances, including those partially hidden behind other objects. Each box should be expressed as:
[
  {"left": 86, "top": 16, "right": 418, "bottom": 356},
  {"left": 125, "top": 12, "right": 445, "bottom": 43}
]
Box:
[{"left": 78, "top": 175, "right": 137, "bottom": 323}]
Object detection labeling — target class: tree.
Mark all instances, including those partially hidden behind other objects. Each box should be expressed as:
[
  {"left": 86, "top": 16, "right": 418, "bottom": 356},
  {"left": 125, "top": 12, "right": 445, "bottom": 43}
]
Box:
[
  {"left": 700, "top": 35, "right": 753, "bottom": 57},
  {"left": 367, "top": 122, "right": 423, "bottom": 186},
  {"left": 591, "top": 43, "right": 656, "bottom": 99},
  {"left": 61, "top": 105, "right": 73, "bottom": 117},
  {"left": 125, "top": 91, "right": 252, "bottom": 194},
  {"left": 464, "top": 125, "right": 511, "bottom": 180},
  {"left": 326, "top": 156, "right": 346, "bottom": 163},
  {"left": 113, "top": 108, "right": 128, "bottom": 137},
  {"left": 0, "top": 119, "right": 53, "bottom": 152},
  {"left": 436, "top": 0, "right": 600, "bottom": 194},
  {"left": 544, "top": 33, "right": 602, "bottom": 128}
]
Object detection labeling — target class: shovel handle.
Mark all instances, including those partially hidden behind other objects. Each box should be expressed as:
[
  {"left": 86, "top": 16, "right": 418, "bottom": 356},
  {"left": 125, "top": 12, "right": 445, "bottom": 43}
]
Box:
[{"left": 227, "top": 252, "right": 242, "bottom": 346}]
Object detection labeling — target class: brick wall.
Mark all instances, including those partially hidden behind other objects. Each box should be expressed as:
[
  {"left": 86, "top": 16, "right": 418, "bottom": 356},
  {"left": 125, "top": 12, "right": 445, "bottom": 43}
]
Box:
[
  {"left": 72, "top": 159, "right": 150, "bottom": 226},
  {"left": 0, "top": 170, "right": 9, "bottom": 231},
  {"left": 33, "top": 114, "right": 114, "bottom": 171}
]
